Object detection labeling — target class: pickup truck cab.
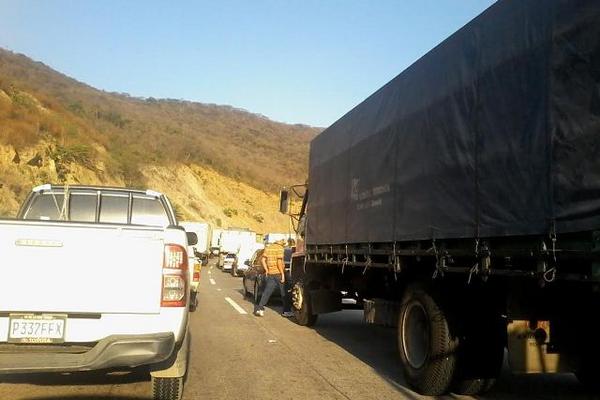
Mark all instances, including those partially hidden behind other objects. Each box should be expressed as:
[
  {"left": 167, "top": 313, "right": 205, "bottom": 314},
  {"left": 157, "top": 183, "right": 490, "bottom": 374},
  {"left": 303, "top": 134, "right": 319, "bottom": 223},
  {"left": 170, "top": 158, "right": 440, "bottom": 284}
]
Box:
[{"left": 0, "top": 184, "right": 194, "bottom": 400}]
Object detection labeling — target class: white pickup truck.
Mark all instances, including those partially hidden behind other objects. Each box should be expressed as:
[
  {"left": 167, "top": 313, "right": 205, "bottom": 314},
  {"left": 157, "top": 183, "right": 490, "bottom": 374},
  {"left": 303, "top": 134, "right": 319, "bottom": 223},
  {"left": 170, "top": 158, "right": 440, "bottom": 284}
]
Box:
[{"left": 0, "top": 184, "right": 195, "bottom": 400}]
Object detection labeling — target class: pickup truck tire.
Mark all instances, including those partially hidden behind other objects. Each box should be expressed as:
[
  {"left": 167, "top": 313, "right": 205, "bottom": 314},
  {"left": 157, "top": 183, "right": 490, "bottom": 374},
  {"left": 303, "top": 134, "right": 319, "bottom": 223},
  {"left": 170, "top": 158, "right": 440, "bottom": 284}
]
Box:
[
  {"left": 292, "top": 280, "right": 318, "bottom": 327},
  {"left": 151, "top": 331, "right": 189, "bottom": 400},
  {"left": 152, "top": 377, "right": 183, "bottom": 400},
  {"left": 398, "top": 284, "right": 458, "bottom": 396},
  {"left": 189, "top": 291, "right": 198, "bottom": 312}
]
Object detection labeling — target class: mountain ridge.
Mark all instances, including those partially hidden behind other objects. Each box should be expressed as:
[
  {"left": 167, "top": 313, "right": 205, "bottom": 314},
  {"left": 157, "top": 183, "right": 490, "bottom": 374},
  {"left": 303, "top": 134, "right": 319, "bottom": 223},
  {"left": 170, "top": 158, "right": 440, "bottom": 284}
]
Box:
[{"left": 0, "top": 48, "right": 319, "bottom": 232}]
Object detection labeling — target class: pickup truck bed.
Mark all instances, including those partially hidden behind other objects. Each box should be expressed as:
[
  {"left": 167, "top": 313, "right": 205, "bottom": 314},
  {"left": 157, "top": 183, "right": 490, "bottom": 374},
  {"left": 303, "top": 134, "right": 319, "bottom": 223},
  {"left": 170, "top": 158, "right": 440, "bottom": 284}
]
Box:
[{"left": 0, "top": 185, "right": 192, "bottom": 400}]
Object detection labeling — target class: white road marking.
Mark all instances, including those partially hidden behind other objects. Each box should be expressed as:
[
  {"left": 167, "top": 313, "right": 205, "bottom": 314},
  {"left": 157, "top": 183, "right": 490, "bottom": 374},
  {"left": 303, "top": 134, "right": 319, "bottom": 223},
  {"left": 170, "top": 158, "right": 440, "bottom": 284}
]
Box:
[
  {"left": 217, "top": 288, "right": 222, "bottom": 291},
  {"left": 225, "top": 297, "right": 247, "bottom": 314},
  {"left": 209, "top": 278, "right": 216, "bottom": 285}
]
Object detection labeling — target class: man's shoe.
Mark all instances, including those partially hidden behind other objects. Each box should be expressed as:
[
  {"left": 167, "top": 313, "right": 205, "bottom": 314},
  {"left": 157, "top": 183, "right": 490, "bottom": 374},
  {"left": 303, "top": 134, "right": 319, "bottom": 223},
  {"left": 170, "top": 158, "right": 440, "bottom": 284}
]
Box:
[
  {"left": 282, "top": 311, "right": 294, "bottom": 317},
  {"left": 254, "top": 310, "right": 264, "bottom": 317}
]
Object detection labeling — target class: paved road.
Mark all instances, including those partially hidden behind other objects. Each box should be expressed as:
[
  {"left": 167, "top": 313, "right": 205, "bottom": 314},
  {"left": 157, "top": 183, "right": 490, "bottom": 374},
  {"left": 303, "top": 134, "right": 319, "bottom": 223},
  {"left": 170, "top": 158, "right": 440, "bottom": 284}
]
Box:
[{"left": 0, "top": 260, "right": 593, "bottom": 400}]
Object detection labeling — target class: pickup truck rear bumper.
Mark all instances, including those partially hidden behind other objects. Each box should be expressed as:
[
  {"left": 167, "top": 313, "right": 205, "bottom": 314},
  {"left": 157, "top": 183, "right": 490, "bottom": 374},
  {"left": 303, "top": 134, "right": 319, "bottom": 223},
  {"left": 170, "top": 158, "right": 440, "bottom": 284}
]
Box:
[{"left": 0, "top": 332, "right": 175, "bottom": 374}]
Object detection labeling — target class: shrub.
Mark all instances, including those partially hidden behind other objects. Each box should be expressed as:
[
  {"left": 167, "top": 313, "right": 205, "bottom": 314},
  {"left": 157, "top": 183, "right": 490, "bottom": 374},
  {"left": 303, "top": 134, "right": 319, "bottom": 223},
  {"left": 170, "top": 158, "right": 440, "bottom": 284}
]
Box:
[{"left": 223, "top": 208, "right": 238, "bottom": 217}]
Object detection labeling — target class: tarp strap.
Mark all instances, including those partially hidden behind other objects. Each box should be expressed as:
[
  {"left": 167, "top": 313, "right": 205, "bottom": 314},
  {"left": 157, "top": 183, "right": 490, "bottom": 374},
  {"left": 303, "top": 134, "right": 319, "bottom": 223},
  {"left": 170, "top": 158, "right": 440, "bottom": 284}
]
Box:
[
  {"left": 544, "top": 222, "right": 558, "bottom": 283},
  {"left": 341, "top": 244, "right": 349, "bottom": 274},
  {"left": 362, "top": 256, "right": 372, "bottom": 275},
  {"left": 468, "top": 238, "right": 480, "bottom": 284},
  {"left": 431, "top": 239, "right": 445, "bottom": 279},
  {"left": 362, "top": 244, "right": 372, "bottom": 275},
  {"left": 302, "top": 253, "right": 307, "bottom": 274}
]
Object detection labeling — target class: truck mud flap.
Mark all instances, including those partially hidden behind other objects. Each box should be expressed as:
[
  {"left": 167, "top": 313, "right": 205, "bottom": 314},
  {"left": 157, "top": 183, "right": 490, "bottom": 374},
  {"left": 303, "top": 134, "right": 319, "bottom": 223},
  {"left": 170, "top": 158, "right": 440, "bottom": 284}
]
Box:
[{"left": 309, "top": 289, "right": 342, "bottom": 314}]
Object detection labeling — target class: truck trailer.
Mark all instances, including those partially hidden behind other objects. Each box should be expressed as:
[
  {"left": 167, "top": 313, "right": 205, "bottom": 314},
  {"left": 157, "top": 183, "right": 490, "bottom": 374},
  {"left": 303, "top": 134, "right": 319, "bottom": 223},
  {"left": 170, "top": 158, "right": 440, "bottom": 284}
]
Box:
[
  {"left": 280, "top": 0, "right": 600, "bottom": 396},
  {"left": 218, "top": 228, "right": 257, "bottom": 275},
  {"left": 179, "top": 221, "right": 212, "bottom": 263}
]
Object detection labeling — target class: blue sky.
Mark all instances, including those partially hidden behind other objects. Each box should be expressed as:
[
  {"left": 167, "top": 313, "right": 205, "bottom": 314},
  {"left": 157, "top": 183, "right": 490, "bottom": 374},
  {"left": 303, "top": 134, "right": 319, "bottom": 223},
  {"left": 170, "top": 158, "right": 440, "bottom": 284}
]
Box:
[{"left": 0, "top": 0, "right": 495, "bottom": 127}]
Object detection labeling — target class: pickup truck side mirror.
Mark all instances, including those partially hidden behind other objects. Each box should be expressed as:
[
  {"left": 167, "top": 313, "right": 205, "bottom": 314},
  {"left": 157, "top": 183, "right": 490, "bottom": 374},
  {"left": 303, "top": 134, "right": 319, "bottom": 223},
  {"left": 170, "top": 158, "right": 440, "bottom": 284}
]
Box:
[
  {"left": 279, "top": 189, "right": 289, "bottom": 214},
  {"left": 186, "top": 232, "right": 198, "bottom": 246}
]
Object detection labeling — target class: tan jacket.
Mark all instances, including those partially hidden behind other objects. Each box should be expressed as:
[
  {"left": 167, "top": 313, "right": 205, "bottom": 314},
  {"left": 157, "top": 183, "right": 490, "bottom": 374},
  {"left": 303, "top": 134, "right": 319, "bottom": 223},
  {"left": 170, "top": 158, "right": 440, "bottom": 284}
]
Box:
[{"left": 262, "top": 243, "right": 284, "bottom": 275}]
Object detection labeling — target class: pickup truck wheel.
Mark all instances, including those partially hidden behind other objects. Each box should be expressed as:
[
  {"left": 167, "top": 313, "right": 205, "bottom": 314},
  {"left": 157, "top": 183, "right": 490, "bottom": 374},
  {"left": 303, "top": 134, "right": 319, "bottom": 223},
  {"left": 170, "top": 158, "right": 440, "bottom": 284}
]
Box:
[
  {"left": 189, "top": 291, "right": 198, "bottom": 312},
  {"left": 150, "top": 331, "right": 189, "bottom": 400},
  {"left": 152, "top": 376, "right": 183, "bottom": 400},
  {"left": 451, "top": 315, "right": 505, "bottom": 395},
  {"left": 398, "top": 284, "right": 458, "bottom": 396},
  {"left": 292, "top": 280, "right": 318, "bottom": 327}
]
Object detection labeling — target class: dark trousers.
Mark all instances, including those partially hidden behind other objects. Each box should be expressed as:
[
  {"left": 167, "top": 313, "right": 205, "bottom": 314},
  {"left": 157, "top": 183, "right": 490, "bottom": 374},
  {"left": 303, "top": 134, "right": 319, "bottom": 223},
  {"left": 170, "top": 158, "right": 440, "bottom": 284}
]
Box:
[{"left": 254, "top": 274, "right": 290, "bottom": 313}]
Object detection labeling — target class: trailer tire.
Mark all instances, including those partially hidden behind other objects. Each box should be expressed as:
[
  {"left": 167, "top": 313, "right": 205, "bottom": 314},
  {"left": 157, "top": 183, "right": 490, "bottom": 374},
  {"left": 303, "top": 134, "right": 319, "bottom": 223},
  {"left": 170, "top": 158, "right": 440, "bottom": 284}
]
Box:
[
  {"left": 451, "top": 316, "right": 505, "bottom": 395},
  {"left": 292, "top": 280, "right": 318, "bottom": 327},
  {"left": 576, "top": 357, "right": 600, "bottom": 392},
  {"left": 398, "top": 284, "right": 458, "bottom": 396}
]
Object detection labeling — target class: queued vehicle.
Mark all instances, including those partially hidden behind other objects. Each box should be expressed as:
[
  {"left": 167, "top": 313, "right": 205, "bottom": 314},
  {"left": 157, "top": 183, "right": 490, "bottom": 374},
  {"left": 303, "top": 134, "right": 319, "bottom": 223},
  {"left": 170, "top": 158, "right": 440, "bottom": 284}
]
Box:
[
  {"left": 221, "top": 253, "right": 236, "bottom": 273},
  {"left": 0, "top": 184, "right": 195, "bottom": 400},
  {"left": 278, "top": 1, "right": 600, "bottom": 396},
  {"left": 232, "top": 242, "right": 264, "bottom": 277},
  {"left": 179, "top": 221, "right": 212, "bottom": 265},
  {"left": 187, "top": 246, "right": 202, "bottom": 311}
]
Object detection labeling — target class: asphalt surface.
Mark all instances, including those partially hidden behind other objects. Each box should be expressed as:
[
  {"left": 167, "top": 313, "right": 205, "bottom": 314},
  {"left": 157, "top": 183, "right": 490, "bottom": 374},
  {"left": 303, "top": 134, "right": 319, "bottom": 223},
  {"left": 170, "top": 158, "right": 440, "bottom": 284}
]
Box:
[{"left": 0, "top": 259, "right": 596, "bottom": 400}]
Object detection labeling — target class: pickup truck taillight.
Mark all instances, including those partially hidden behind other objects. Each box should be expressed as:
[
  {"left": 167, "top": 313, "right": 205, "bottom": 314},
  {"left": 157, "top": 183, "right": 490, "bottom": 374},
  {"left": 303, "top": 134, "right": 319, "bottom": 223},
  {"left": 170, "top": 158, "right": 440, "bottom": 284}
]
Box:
[
  {"left": 193, "top": 263, "right": 201, "bottom": 282},
  {"left": 161, "top": 244, "right": 188, "bottom": 307}
]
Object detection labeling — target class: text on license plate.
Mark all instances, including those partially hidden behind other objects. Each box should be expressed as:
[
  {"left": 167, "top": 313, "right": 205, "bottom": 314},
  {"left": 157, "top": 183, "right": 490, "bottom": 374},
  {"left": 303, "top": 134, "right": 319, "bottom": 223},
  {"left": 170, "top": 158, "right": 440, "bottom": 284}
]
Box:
[{"left": 8, "top": 314, "right": 66, "bottom": 343}]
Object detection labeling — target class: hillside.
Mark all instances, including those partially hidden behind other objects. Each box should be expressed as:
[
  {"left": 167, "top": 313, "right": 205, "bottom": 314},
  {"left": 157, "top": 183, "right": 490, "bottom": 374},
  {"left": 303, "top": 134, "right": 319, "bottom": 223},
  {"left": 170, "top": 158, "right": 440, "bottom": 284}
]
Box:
[{"left": 0, "top": 48, "right": 319, "bottom": 232}]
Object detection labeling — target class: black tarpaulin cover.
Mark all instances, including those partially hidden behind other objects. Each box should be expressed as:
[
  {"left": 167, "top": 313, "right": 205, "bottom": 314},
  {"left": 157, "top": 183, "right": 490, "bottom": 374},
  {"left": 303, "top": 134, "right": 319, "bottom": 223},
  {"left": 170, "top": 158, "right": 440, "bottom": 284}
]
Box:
[{"left": 307, "top": 0, "right": 600, "bottom": 245}]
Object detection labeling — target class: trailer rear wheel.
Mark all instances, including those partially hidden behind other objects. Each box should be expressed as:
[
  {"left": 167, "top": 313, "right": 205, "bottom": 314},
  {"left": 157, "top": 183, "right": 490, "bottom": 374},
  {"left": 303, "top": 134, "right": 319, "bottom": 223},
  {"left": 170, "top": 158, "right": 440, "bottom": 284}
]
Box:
[
  {"left": 451, "top": 316, "right": 505, "bottom": 395},
  {"left": 398, "top": 284, "right": 457, "bottom": 396},
  {"left": 576, "top": 356, "right": 600, "bottom": 392},
  {"left": 292, "top": 280, "right": 318, "bottom": 327}
]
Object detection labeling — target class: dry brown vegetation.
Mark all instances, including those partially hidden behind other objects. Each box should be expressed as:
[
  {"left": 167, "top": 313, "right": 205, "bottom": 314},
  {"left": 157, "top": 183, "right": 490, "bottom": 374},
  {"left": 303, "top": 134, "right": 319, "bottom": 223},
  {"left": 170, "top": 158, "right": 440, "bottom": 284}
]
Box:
[{"left": 0, "top": 48, "right": 319, "bottom": 232}]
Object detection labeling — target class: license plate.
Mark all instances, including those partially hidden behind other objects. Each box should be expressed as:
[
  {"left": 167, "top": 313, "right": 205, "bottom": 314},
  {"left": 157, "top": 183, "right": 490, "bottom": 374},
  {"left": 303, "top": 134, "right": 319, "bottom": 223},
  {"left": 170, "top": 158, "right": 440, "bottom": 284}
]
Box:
[{"left": 8, "top": 314, "right": 67, "bottom": 344}]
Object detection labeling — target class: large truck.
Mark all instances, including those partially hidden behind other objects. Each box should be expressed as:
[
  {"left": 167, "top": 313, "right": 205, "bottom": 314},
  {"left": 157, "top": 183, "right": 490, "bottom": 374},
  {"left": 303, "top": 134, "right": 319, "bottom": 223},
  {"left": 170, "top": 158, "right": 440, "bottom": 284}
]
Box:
[
  {"left": 279, "top": 1, "right": 600, "bottom": 396},
  {"left": 210, "top": 228, "right": 224, "bottom": 256},
  {"left": 218, "top": 228, "right": 257, "bottom": 275},
  {"left": 179, "top": 221, "right": 212, "bottom": 263}
]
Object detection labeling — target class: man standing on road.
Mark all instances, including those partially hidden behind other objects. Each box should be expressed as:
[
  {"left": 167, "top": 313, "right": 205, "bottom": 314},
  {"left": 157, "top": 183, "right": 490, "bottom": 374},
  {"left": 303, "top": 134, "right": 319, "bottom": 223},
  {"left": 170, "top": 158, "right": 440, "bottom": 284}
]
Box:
[{"left": 254, "top": 240, "right": 293, "bottom": 317}]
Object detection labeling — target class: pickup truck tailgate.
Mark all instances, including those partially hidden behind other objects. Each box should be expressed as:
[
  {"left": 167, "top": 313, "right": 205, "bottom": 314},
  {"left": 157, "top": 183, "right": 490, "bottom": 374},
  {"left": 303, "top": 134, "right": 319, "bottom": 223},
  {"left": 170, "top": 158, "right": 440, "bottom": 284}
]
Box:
[{"left": 0, "top": 221, "right": 164, "bottom": 314}]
